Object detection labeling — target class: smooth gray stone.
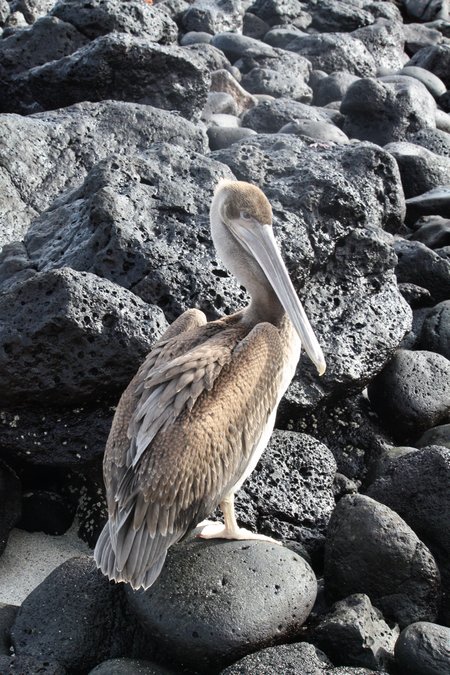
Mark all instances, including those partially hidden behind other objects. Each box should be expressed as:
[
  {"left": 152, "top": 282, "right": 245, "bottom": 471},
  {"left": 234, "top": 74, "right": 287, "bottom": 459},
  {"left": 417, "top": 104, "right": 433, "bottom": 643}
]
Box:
[
  {"left": 407, "top": 43, "right": 450, "bottom": 88},
  {"left": 313, "top": 71, "right": 359, "bottom": 106},
  {"left": 207, "top": 125, "right": 256, "bottom": 150},
  {"left": 324, "top": 494, "right": 441, "bottom": 628},
  {"left": 400, "top": 65, "right": 446, "bottom": 97},
  {"left": 263, "top": 25, "right": 309, "bottom": 48},
  {"left": 279, "top": 119, "right": 349, "bottom": 143},
  {"left": 211, "top": 31, "right": 276, "bottom": 62},
  {"left": 416, "top": 423, "right": 450, "bottom": 448},
  {"left": 285, "top": 32, "right": 377, "bottom": 77},
  {"left": 403, "top": 22, "right": 444, "bottom": 54},
  {"left": 418, "top": 300, "right": 450, "bottom": 358},
  {"left": 180, "top": 30, "right": 213, "bottom": 45},
  {"left": 384, "top": 141, "right": 450, "bottom": 198},
  {"left": 395, "top": 237, "right": 450, "bottom": 301},
  {"left": 406, "top": 185, "right": 450, "bottom": 220},
  {"left": 395, "top": 622, "right": 450, "bottom": 675}
]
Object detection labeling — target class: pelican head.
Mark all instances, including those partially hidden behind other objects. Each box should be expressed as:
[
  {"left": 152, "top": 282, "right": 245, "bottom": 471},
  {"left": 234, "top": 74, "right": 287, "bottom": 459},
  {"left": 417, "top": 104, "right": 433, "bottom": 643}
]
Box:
[{"left": 210, "top": 179, "right": 326, "bottom": 376}]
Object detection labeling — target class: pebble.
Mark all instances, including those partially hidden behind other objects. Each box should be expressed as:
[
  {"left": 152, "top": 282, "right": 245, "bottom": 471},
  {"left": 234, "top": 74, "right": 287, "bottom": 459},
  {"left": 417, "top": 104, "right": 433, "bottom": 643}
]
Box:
[{"left": 207, "top": 125, "right": 256, "bottom": 150}]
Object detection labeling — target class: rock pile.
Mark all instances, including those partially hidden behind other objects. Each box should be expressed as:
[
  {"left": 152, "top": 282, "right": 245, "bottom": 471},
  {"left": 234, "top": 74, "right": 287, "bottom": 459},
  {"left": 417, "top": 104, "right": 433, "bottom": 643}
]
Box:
[{"left": 0, "top": 0, "right": 449, "bottom": 673}]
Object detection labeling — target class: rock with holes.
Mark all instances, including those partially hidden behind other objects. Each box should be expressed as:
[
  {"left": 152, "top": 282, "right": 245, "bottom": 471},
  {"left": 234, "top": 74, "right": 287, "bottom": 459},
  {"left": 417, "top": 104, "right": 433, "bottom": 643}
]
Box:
[
  {"left": 408, "top": 128, "right": 450, "bottom": 158},
  {"left": 324, "top": 494, "right": 441, "bottom": 628},
  {"left": 50, "top": 0, "right": 178, "bottom": 42},
  {"left": 180, "top": 0, "right": 243, "bottom": 34},
  {"left": 213, "top": 135, "right": 410, "bottom": 409},
  {"left": 395, "top": 621, "right": 450, "bottom": 675},
  {"left": 220, "top": 641, "right": 332, "bottom": 674},
  {"left": 1, "top": 34, "right": 210, "bottom": 119},
  {"left": 394, "top": 239, "right": 450, "bottom": 303},
  {"left": 407, "top": 44, "right": 450, "bottom": 89},
  {"left": 384, "top": 142, "right": 450, "bottom": 198},
  {"left": 284, "top": 32, "right": 377, "bottom": 77},
  {"left": 341, "top": 76, "right": 437, "bottom": 145},
  {"left": 238, "top": 49, "right": 312, "bottom": 102},
  {"left": 303, "top": 0, "right": 375, "bottom": 33},
  {"left": 230, "top": 431, "right": 336, "bottom": 555},
  {"left": 0, "top": 268, "right": 167, "bottom": 407},
  {"left": 352, "top": 18, "right": 408, "bottom": 72},
  {"left": 88, "top": 657, "right": 178, "bottom": 674},
  {"left": 0, "top": 101, "right": 207, "bottom": 245},
  {"left": 0, "top": 655, "right": 67, "bottom": 674},
  {"left": 418, "top": 300, "right": 450, "bottom": 358},
  {"left": 367, "top": 349, "right": 450, "bottom": 440},
  {"left": 125, "top": 538, "right": 317, "bottom": 673},
  {"left": 248, "top": 0, "right": 312, "bottom": 29},
  {"left": 10, "top": 557, "right": 130, "bottom": 673}
]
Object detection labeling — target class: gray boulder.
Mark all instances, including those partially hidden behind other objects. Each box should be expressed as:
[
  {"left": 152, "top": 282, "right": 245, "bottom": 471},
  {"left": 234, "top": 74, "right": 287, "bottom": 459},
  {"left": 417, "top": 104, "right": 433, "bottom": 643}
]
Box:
[
  {"left": 395, "top": 621, "right": 450, "bottom": 675},
  {"left": 404, "top": 0, "right": 449, "bottom": 22},
  {"left": 407, "top": 216, "right": 450, "bottom": 248},
  {"left": 400, "top": 65, "right": 447, "bottom": 97},
  {"left": 405, "top": 186, "right": 450, "bottom": 221},
  {"left": 324, "top": 494, "right": 441, "bottom": 628},
  {"left": 89, "top": 658, "right": 177, "bottom": 675},
  {"left": 407, "top": 43, "right": 450, "bottom": 88},
  {"left": 241, "top": 98, "right": 338, "bottom": 133},
  {"left": 408, "top": 128, "right": 450, "bottom": 157},
  {"left": 352, "top": 18, "right": 408, "bottom": 72},
  {"left": 180, "top": 0, "right": 243, "bottom": 34},
  {"left": 341, "top": 76, "right": 437, "bottom": 145},
  {"left": 248, "top": 0, "right": 312, "bottom": 28},
  {"left": 418, "top": 300, "right": 450, "bottom": 358},
  {"left": 0, "top": 268, "right": 167, "bottom": 406},
  {"left": 285, "top": 32, "right": 377, "bottom": 77},
  {"left": 313, "top": 71, "right": 360, "bottom": 106},
  {"left": 219, "top": 641, "right": 332, "bottom": 674},
  {"left": 0, "top": 100, "right": 207, "bottom": 244},
  {"left": 2, "top": 34, "right": 210, "bottom": 120},
  {"left": 394, "top": 238, "right": 450, "bottom": 302},
  {"left": 303, "top": 0, "right": 375, "bottom": 33},
  {"left": 416, "top": 423, "right": 450, "bottom": 448},
  {"left": 125, "top": 538, "right": 317, "bottom": 672},
  {"left": 384, "top": 141, "right": 450, "bottom": 198}
]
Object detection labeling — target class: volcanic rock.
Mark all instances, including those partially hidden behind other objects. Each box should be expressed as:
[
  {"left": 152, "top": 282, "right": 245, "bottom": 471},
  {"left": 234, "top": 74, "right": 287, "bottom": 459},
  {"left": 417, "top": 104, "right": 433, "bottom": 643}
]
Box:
[
  {"left": 395, "top": 621, "right": 450, "bottom": 675},
  {"left": 407, "top": 44, "right": 450, "bottom": 88},
  {"left": 207, "top": 126, "right": 257, "bottom": 150},
  {"left": 0, "top": 603, "right": 18, "bottom": 656},
  {"left": 404, "top": 0, "right": 449, "bottom": 22},
  {"left": 89, "top": 657, "right": 177, "bottom": 675},
  {"left": 416, "top": 423, "right": 450, "bottom": 448},
  {"left": 403, "top": 22, "right": 444, "bottom": 54},
  {"left": 407, "top": 216, "right": 450, "bottom": 248},
  {"left": 211, "top": 30, "right": 276, "bottom": 61},
  {"left": 384, "top": 141, "right": 450, "bottom": 198},
  {"left": 0, "top": 655, "right": 67, "bottom": 674},
  {"left": 248, "top": 0, "right": 312, "bottom": 29},
  {"left": 313, "top": 71, "right": 360, "bottom": 106},
  {"left": 241, "top": 98, "right": 337, "bottom": 133},
  {"left": 408, "top": 128, "right": 450, "bottom": 157},
  {"left": 324, "top": 494, "right": 441, "bottom": 628},
  {"left": 219, "top": 641, "right": 332, "bottom": 674},
  {"left": 400, "top": 65, "right": 447, "bottom": 98},
  {"left": 125, "top": 538, "right": 317, "bottom": 672},
  {"left": 180, "top": 0, "right": 243, "bottom": 35},
  {"left": 352, "top": 18, "right": 407, "bottom": 72},
  {"left": 405, "top": 186, "right": 450, "bottom": 222},
  {"left": 417, "top": 300, "right": 450, "bottom": 358},
  {"left": 279, "top": 120, "right": 349, "bottom": 143},
  {"left": 394, "top": 238, "right": 450, "bottom": 302}
]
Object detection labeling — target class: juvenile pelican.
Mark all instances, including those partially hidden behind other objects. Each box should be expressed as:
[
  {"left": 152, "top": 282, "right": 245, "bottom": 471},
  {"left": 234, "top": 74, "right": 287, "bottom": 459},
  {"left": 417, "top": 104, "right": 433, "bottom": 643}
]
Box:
[{"left": 94, "top": 179, "right": 326, "bottom": 590}]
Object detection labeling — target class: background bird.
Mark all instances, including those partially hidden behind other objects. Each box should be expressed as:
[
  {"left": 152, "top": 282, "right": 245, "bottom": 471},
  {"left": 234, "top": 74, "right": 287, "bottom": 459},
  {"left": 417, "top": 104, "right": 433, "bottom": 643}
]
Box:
[{"left": 94, "top": 179, "right": 326, "bottom": 590}]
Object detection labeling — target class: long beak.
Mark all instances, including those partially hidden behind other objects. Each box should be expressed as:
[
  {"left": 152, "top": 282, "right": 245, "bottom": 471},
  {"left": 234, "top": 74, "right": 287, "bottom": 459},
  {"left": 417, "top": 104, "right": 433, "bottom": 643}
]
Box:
[{"left": 231, "top": 222, "right": 326, "bottom": 376}]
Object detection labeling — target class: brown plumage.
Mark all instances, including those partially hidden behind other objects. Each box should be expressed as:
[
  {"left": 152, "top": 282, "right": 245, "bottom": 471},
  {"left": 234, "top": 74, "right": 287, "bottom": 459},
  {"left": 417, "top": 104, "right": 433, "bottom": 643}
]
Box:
[{"left": 94, "top": 180, "right": 325, "bottom": 590}]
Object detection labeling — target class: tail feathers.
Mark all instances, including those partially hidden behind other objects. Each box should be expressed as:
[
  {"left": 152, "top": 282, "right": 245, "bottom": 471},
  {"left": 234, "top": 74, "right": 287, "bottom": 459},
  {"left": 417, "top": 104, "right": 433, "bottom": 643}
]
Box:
[{"left": 94, "top": 519, "right": 178, "bottom": 591}]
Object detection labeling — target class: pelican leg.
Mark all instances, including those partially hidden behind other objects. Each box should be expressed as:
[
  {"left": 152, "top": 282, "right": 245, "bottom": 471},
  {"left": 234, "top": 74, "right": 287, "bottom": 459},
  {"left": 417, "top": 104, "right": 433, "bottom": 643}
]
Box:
[{"left": 196, "top": 494, "right": 281, "bottom": 544}]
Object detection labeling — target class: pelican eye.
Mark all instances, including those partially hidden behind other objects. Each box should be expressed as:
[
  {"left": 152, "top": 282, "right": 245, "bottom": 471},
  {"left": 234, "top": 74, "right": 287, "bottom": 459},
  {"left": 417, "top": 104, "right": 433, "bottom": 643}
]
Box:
[{"left": 240, "top": 211, "right": 252, "bottom": 221}]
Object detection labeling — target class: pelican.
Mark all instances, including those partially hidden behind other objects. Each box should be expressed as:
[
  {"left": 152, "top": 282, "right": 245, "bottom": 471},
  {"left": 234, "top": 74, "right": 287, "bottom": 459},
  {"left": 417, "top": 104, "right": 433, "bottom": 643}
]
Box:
[{"left": 94, "top": 179, "right": 326, "bottom": 590}]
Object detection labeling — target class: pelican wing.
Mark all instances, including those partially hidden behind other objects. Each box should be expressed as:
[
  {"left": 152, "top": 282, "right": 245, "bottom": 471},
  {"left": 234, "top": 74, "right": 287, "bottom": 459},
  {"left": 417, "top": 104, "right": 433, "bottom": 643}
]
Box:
[{"left": 95, "top": 320, "right": 285, "bottom": 589}]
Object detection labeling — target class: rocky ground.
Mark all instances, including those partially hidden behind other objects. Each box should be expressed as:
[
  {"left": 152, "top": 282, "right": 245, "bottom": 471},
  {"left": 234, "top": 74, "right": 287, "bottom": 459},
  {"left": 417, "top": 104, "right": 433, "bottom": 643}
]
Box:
[{"left": 0, "top": 0, "right": 450, "bottom": 673}]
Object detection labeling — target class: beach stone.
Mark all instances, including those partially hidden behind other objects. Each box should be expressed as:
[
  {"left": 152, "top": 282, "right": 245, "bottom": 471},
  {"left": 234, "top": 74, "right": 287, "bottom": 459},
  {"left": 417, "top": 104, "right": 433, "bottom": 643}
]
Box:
[
  {"left": 207, "top": 126, "right": 257, "bottom": 150},
  {"left": 324, "top": 494, "right": 441, "bottom": 628},
  {"left": 398, "top": 283, "right": 432, "bottom": 310},
  {"left": 242, "top": 11, "right": 269, "bottom": 39},
  {"left": 279, "top": 119, "right": 349, "bottom": 144},
  {"left": 0, "top": 603, "right": 18, "bottom": 656},
  {"left": 219, "top": 641, "right": 332, "bottom": 674},
  {"left": 404, "top": 0, "right": 449, "bottom": 22},
  {"left": 0, "top": 655, "right": 67, "bottom": 674},
  {"left": 285, "top": 32, "right": 377, "bottom": 77},
  {"left": 0, "top": 268, "right": 167, "bottom": 407},
  {"left": 202, "top": 91, "right": 238, "bottom": 118},
  {"left": 241, "top": 66, "right": 312, "bottom": 101},
  {"left": 403, "top": 22, "right": 444, "bottom": 54},
  {"left": 8, "top": 0, "right": 55, "bottom": 23},
  {"left": 407, "top": 44, "right": 450, "bottom": 88},
  {"left": 179, "top": 29, "right": 213, "bottom": 45},
  {"left": 248, "top": 0, "right": 312, "bottom": 28},
  {"left": 405, "top": 186, "right": 450, "bottom": 222},
  {"left": 400, "top": 65, "right": 447, "bottom": 97},
  {"left": 211, "top": 31, "right": 276, "bottom": 62},
  {"left": 2, "top": 34, "right": 210, "bottom": 119},
  {"left": 180, "top": 0, "right": 243, "bottom": 34},
  {"left": 89, "top": 658, "right": 177, "bottom": 675},
  {"left": 436, "top": 109, "right": 450, "bottom": 133},
  {"left": 384, "top": 141, "right": 450, "bottom": 198},
  {"left": 408, "top": 128, "right": 450, "bottom": 157},
  {"left": 0, "top": 16, "right": 88, "bottom": 75},
  {"left": 0, "top": 100, "right": 207, "bottom": 245},
  {"left": 418, "top": 300, "right": 450, "bottom": 358},
  {"left": 263, "top": 25, "right": 309, "bottom": 48},
  {"left": 416, "top": 423, "right": 450, "bottom": 448},
  {"left": 0, "top": 461, "right": 21, "bottom": 557},
  {"left": 230, "top": 431, "right": 336, "bottom": 554},
  {"left": 366, "top": 445, "right": 450, "bottom": 621},
  {"left": 304, "top": 0, "right": 374, "bottom": 33},
  {"left": 395, "top": 621, "right": 450, "bottom": 675},
  {"left": 237, "top": 49, "right": 312, "bottom": 100},
  {"left": 313, "top": 71, "right": 360, "bottom": 106},
  {"left": 240, "top": 98, "right": 337, "bottom": 133},
  {"left": 210, "top": 69, "right": 258, "bottom": 115},
  {"left": 341, "top": 76, "right": 437, "bottom": 145},
  {"left": 11, "top": 556, "right": 128, "bottom": 673},
  {"left": 185, "top": 43, "right": 233, "bottom": 74},
  {"left": 311, "top": 594, "right": 398, "bottom": 671},
  {"left": 125, "top": 539, "right": 317, "bottom": 673},
  {"left": 352, "top": 18, "right": 408, "bottom": 72},
  {"left": 408, "top": 216, "right": 450, "bottom": 248},
  {"left": 394, "top": 238, "right": 450, "bottom": 302},
  {"left": 368, "top": 349, "right": 450, "bottom": 439}
]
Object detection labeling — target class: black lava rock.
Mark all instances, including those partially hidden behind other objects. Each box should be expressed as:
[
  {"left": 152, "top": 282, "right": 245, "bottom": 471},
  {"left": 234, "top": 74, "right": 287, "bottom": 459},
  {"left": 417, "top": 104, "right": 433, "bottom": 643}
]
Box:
[
  {"left": 311, "top": 593, "right": 398, "bottom": 671},
  {"left": 285, "top": 32, "right": 377, "bottom": 77},
  {"left": 241, "top": 98, "right": 335, "bottom": 133},
  {"left": 384, "top": 141, "right": 450, "bottom": 198},
  {"left": 407, "top": 44, "right": 450, "bottom": 89},
  {"left": 11, "top": 556, "right": 129, "bottom": 673},
  {"left": 0, "top": 268, "right": 167, "bottom": 406},
  {"left": 0, "top": 460, "right": 21, "bottom": 557},
  {"left": 407, "top": 216, "right": 450, "bottom": 248},
  {"left": 416, "top": 423, "right": 450, "bottom": 449},
  {"left": 394, "top": 621, "right": 450, "bottom": 675},
  {"left": 352, "top": 19, "right": 407, "bottom": 72},
  {"left": 405, "top": 186, "right": 450, "bottom": 222},
  {"left": 180, "top": 0, "right": 243, "bottom": 35},
  {"left": 367, "top": 349, "right": 450, "bottom": 440},
  {"left": 219, "top": 641, "right": 332, "bottom": 674},
  {"left": 394, "top": 239, "right": 450, "bottom": 302},
  {"left": 248, "top": 0, "right": 312, "bottom": 29},
  {"left": 313, "top": 71, "right": 360, "bottom": 106},
  {"left": 2, "top": 34, "right": 210, "bottom": 120},
  {"left": 125, "top": 538, "right": 317, "bottom": 672},
  {"left": 418, "top": 300, "right": 450, "bottom": 358},
  {"left": 0, "top": 654, "right": 67, "bottom": 674},
  {"left": 324, "top": 494, "right": 441, "bottom": 628},
  {"left": 231, "top": 431, "right": 336, "bottom": 555},
  {"left": 88, "top": 657, "right": 177, "bottom": 675},
  {"left": 341, "top": 76, "right": 436, "bottom": 145}
]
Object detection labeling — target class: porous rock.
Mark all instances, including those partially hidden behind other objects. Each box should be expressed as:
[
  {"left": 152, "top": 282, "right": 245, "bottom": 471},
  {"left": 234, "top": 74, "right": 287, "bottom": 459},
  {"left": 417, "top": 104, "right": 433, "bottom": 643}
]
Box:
[
  {"left": 404, "top": 0, "right": 449, "bottom": 22},
  {"left": 207, "top": 125, "right": 257, "bottom": 150},
  {"left": 50, "top": 0, "right": 178, "bottom": 42},
  {"left": 384, "top": 141, "right": 450, "bottom": 198},
  {"left": 2, "top": 34, "right": 210, "bottom": 120},
  {"left": 407, "top": 44, "right": 450, "bottom": 88},
  {"left": 304, "top": 0, "right": 375, "bottom": 33},
  {"left": 341, "top": 76, "right": 437, "bottom": 145},
  {"left": 394, "top": 621, "right": 450, "bottom": 675},
  {"left": 211, "top": 30, "right": 276, "bottom": 62},
  {"left": 231, "top": 431, "right": 336, "bottom": 553},
  {"left": 0, "top": 16, "right": 89, "bottom": 75},
  {"left": 241, "top": 66, "right": 312, "bottom": 101},
  {"left": 285, "top": 32, "right": 377, "bottom": 77},
  {"left": 88, "top": 657, "right": 177, "bottom": 675},
  {"left": 403, "top": 22, "right": 444, "bottom": 55},
  {"left": 0, "top": 460, "right": 21, "bottom": 556},
  {"left": 367, "top": 349, "right": 450, "bottom": 439},
  {"left": 408, "top": 128, "right": 450, "bottom": 158},
  {"left": 418, "top": 300, "right": 450, "bottom": 358},
  {"left": 241, "top": 98, "right": 336, "bottom": 133},
  {"left": 0, "top": 268, "right": 167, "bottom": 406},
  {"left": 0, "top": 100, "right": 207, "bottom": 244},
  {"left": 125, "top": 538, "right": 317, "bottom": 672},
  {"left": 311, "top": 593, "right": 398, "bottom": 671},
  {"left": 248, "top": 0, "right": 312, "bottom": 29},
  {"left": 11, "top": 556, "right": 129, "bottom": 673},
  {"left": 219, "top": 641, "right": 332, "bottom": 674},
  {"left": 394, "top": 238, "right": 450, "bottom": 302},
  {"left": 213, "top": 136, "right": 411, "bottom": 408},
  {"left": 180, "top": 0, "right": 243, "bottom": 35},
  {"left": 0, "top": 654, "right": 67, "bottom": 674},
  {"left": 352, "top": 18, "right": 408, "bottom": 72},
  {"left": 324, "top": 494, "right": 441, "bottom": 628}
]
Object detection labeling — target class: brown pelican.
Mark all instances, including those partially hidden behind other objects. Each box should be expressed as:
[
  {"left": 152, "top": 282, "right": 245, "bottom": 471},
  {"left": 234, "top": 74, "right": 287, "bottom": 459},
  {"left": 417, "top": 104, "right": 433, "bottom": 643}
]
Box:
[{"left": 94, "top": 179, "right": 326, "bottom": 590}]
